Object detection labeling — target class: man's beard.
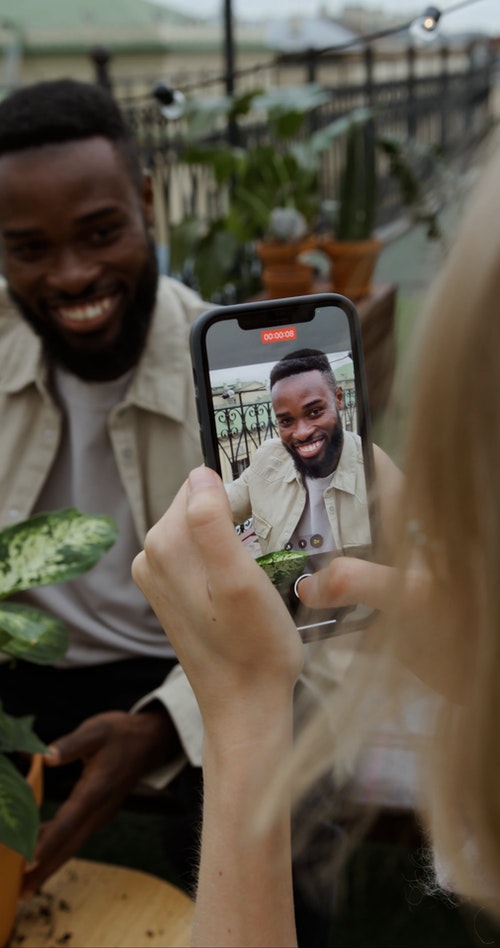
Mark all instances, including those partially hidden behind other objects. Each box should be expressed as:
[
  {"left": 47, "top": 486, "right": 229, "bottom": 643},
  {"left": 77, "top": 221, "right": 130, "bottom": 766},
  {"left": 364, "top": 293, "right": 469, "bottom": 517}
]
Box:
[
  {"left": 286, "top": 424, "right": 344, "bottom": 480},
  {"left": 9, "top": 239, "right": 159, "bottom": 382}
]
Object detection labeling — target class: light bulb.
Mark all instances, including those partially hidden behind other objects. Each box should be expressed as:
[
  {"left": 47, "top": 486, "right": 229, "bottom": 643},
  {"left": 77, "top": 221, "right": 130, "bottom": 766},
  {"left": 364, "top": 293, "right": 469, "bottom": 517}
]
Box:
[
  {"left": 152, "top": 82, "right": 186, "bottom": 121},
  {"left": 409, "top": 5, "right": 442, "bottom": 44}
]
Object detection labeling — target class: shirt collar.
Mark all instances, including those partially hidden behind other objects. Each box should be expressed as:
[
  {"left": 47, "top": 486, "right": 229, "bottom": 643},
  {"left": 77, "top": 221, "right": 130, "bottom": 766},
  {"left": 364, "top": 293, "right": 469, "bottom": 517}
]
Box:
[
  {"left": 0, "top": 282, "right": 47, "bottom": 393},
  {"left": 120, "top": 279, "right": 191, "bottom": 423},
  {"left": 265, "top": 432, "right": 359, "bottom": 495},
  {"left": 0, "top": 277, "right": 190, "bottom": 424}
]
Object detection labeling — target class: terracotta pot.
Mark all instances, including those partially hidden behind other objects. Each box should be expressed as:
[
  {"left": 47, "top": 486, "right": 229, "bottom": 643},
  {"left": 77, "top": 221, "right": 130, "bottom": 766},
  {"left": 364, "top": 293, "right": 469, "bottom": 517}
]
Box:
[
  {"left": 0, "top": 754, "right": 44, "bottom": 948},
  {"left": 261, "top": 262, "right": 314, "bottom": 299},
  {"left": 321, "top": 236, "right": 382, "bottom": 300},
  {"left": 255, "top": 235, "right": 316, "bottom": 269}
]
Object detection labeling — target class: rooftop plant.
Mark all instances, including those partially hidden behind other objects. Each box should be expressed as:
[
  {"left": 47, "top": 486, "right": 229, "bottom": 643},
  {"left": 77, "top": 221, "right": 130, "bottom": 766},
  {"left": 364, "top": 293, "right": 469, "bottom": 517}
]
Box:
[
  {"left": 168, "top": 86, "right": 448, "bottom": 300},
  {"left": 169, "top": 84, "right": 358, "bottom": 299}
]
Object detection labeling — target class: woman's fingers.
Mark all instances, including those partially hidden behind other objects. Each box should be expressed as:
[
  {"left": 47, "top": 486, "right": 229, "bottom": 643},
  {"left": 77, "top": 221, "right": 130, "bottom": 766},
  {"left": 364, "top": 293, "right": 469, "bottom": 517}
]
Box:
[{"left": 297, "top": 557, "right": 395, "bottom": 611}]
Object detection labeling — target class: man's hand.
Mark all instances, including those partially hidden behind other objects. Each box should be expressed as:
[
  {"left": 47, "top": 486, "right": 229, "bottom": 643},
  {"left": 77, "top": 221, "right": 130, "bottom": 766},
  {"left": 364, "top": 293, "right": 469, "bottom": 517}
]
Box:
[{"left": 21, "top": 707, "right": 180, "bottom": 898}]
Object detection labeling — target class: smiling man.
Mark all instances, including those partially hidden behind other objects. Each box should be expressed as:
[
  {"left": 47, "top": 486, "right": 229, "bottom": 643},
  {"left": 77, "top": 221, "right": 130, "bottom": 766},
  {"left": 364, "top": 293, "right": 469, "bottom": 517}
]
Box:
[
  {"left": 226, "top": 349, "right": 375, "bottom": 558},
  {"left": 0, "top": 79, "right": 209, "bottom": 896}
]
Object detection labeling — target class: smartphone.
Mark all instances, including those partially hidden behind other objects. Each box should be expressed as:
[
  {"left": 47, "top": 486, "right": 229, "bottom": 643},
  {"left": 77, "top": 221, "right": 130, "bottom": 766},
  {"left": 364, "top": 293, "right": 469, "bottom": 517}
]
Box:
[{"left": 190, "top": 293, "right": 378, "bottom": 641}]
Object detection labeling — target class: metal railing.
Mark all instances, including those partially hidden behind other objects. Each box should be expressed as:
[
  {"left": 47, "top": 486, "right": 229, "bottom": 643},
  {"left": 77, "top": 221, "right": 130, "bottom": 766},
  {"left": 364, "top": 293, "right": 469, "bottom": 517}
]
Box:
[
  {"left": 113, "top": 41, "right": 495, "bottom": 244},
  {"left": 215, "top": 386, "right": 357, "bottom": 480}
]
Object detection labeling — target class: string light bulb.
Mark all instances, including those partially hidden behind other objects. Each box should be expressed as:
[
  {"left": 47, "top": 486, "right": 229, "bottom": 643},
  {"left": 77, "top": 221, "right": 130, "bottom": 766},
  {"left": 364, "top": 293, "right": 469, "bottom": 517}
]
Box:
[
  {"left": 151, "top": 0, "right": 490, "bottom": 113},
  {"left": 410, "top": 5, "right": 442, "bottom": 44},
  {"left": 422, "top": 6, "right": 442, "bottom": 31},
  {"left": 152, "top": 81, "right": 186, "bottom": 120}
]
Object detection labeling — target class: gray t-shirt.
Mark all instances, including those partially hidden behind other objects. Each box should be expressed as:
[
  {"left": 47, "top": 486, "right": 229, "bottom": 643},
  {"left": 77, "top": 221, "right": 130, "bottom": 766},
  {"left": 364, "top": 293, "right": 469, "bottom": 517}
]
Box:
[
  {"left": 23, "top": 365, "right": 173, "bottom": 667},
  {"left": 289, "top": 472, "right": 337, "bottom": 554}
]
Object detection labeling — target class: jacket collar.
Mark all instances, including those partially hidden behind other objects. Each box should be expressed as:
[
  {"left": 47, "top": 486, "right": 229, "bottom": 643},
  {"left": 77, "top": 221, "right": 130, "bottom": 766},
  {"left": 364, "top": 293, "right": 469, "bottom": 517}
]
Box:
[
  {"left": 266, "top": 431, "right": 359, "bottom": 495},
  {"left": 121, "top": 278, "right": 191, "bottom": 423},
  {"left": 0, "top": 277, "right": 190, "bottom": 424},
  {"left": 0, "top": 279, "right": 47, "bottom": 393}
]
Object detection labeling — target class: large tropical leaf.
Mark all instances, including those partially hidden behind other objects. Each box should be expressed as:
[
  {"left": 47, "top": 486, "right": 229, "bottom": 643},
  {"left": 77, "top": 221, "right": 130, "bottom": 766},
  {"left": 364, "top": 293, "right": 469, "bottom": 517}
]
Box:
[
  {"left": 169, "top": 217, "right": 208, "bottom": 274},
  {"left": 0, "top": 603, "right": 68, "bottom": 664},
  {"left": 181, "top": 143, "right": 243, "bottom": 184},
  {"left": 0, "top": 753, "right": 39, "bottom": 859},
  {"left": 252, "top": 84, "right": 331, "bottom": 139},
  {"left": 193, "top": 225, "right": 241, "bottom": 299},
  {"left": 0, "top": 508, "right": 118, "bottom": 599},
  {"left": 0, "top": 704, "right": 47, "bottom": 755},
  {"left": 183, "top": 88, "right": 260, "bottom": 142}
]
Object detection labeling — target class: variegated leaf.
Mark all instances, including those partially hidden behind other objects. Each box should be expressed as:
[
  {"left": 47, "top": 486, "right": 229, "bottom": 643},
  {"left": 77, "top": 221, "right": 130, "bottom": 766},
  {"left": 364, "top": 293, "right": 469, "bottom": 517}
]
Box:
[
  {"left": 0, "top": 753, "right": 39, "bottom": 860},
  {"left": 0, "top": 508, "right": 118, "bottom": 598},
  {"left": 0, "top": 602, "right": 68, "bottom": 664}
]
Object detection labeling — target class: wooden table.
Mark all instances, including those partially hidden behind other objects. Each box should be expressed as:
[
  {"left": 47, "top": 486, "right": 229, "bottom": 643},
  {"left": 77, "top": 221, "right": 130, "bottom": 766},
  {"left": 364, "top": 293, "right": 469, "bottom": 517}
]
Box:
[{"left": 9, "top": 858, "right": 194, "bottom": 948}]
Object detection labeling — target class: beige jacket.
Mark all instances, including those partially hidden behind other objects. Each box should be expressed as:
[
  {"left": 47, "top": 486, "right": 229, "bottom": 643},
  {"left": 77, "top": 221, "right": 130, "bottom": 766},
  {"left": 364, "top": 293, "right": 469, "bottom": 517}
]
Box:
[
  {"left": 226, "top": 430, "right": 372, "bottom": 554},
  {"left": 0, "top": 274, "right": 207, "bottom": 776},
  {"left": 0, "top": 275, "right": 206, "bottom": 533}
]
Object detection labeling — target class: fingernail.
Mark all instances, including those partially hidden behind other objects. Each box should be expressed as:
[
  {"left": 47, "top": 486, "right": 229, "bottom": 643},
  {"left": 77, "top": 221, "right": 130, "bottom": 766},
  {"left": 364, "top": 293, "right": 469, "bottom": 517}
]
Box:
[
  {"left": 188, "top": 466, "right": 220, "bottom": 493},
  {"left": 43, "top": 744, "right": 60, "bottom": 764}
]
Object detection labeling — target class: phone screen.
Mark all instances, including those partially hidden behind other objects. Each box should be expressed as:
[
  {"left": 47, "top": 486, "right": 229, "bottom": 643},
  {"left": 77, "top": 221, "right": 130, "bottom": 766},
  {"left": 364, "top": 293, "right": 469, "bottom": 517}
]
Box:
[{"left": 190, "top": 294, "right": 377, "bottom": 641}]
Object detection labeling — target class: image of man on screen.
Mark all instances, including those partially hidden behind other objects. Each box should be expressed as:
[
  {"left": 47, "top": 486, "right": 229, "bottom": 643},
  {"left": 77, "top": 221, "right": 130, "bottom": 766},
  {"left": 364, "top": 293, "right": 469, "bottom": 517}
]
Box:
[{"left": 225, "top": 348, "right": 371, "bottom": 562}]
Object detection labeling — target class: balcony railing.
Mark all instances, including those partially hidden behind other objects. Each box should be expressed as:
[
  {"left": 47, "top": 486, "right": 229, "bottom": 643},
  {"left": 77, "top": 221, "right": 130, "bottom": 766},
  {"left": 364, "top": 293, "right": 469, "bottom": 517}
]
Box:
[
  {"left": 113, "top": 41, "right": 495, "bottom": 242},
  {"left": 215, "top": 386, "right": 357, "bottom": 481}
]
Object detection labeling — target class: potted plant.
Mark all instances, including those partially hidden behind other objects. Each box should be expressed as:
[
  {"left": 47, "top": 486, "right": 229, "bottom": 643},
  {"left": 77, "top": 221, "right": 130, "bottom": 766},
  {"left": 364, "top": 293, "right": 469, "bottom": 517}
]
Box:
[
  {"left": 256, "top": 207, "right": 317, "bottom": 298},
  {"left": 169, "top": 87, "right": 448, "bottom": 302},
  {"left": 320, "top": 109, "right": 380, "bottom": 299},
  {"left": 321, "top": 109, "right": 447, "bottom": 299},
  {"left": 0, "top": 507, "right": 117, "bottom": 948},
  {"left": 168, "top": 84, "right": 350, "bottom": 301}
]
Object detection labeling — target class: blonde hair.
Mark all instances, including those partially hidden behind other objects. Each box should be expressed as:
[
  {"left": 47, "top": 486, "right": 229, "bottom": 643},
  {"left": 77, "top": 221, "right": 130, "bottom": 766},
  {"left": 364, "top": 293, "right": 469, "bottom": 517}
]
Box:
[
  {"left": 279, "top": 136, "right": 500, "bottom": 918},
  {"left": 393, "top": 137, "right": 500, "bottom": 915}
]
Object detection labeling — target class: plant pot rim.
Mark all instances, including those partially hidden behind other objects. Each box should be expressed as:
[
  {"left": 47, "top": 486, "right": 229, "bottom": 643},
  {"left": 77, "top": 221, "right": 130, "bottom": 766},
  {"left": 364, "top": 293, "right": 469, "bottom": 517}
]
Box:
[
  {"left": 320, "top": 235, "right": 382, "bottom": 251},
  {"left": 256, "top": 236, "right": 313, "bottom": 247}
]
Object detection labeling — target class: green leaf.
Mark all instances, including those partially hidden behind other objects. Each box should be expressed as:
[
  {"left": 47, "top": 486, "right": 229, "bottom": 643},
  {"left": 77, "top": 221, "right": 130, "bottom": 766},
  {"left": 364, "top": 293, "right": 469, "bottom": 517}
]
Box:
[
  {"left": 183, "top": 89, "right": 259, "bottom": 142},
  {"left": 181, "top": 144, "right": 243, "bottom": 184},
  {"left": 252, "top": 84, "right": 331, "bottom": 119},
  {"left": 0, "top": 508, "right": 118, "bottom": 598},
  {"left": 228, "top": 88, "right": 262, "bottom": 120},
  {"left": 0, "top": 753, "right": 39, "bottom": 859},
  {"left": 183, "top": 94, "right": 233, "bottom": 141},
  {"left": 257, "top": 549, "right": 309, "bottom": 592},
  {"left": 0, "top": 704, "right": 47, "bottom": 755},
  {"left": 169, "top": 218, "right": 208, "bottom": 274},
  {"left": 194, "top": 226, "right": 241, "bottom": 299},
  {"left": 0, "top": 602, "right": 68, "bottom": 664}
]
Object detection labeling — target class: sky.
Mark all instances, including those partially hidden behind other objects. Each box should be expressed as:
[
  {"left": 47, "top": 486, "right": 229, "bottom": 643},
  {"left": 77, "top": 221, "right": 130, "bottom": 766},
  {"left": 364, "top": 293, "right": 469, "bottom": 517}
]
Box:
[
  {"left": 210, "top": 352, "right": 351, "bottom": 390},
  {"left": 151, "top": 0, "right": 500, "bottom": 34}
]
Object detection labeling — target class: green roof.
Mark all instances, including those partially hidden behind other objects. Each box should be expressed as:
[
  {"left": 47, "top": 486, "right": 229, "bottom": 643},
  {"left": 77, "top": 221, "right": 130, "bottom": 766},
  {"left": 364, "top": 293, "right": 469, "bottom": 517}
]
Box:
[
  {"left": 0, "top": 0, "right": 195, "bottom": 34},
  {"left": 0, "top": 1, "right": 269, "bottom": 57}
]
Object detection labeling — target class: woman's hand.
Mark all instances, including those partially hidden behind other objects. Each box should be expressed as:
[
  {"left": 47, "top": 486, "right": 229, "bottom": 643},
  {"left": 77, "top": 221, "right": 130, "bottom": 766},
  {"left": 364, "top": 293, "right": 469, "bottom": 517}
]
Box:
[
  {"left": 132, "top": 466, "right": 304, "bottom": 748},
  {"left": 133, "top": 469, "right": 302, "bottom": 947},
  {"left": 296, "top": 556, "right": 430, "bottom": 616},
  {"left": 296, "top": 556, "right": 397, "bottom": 612}
]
